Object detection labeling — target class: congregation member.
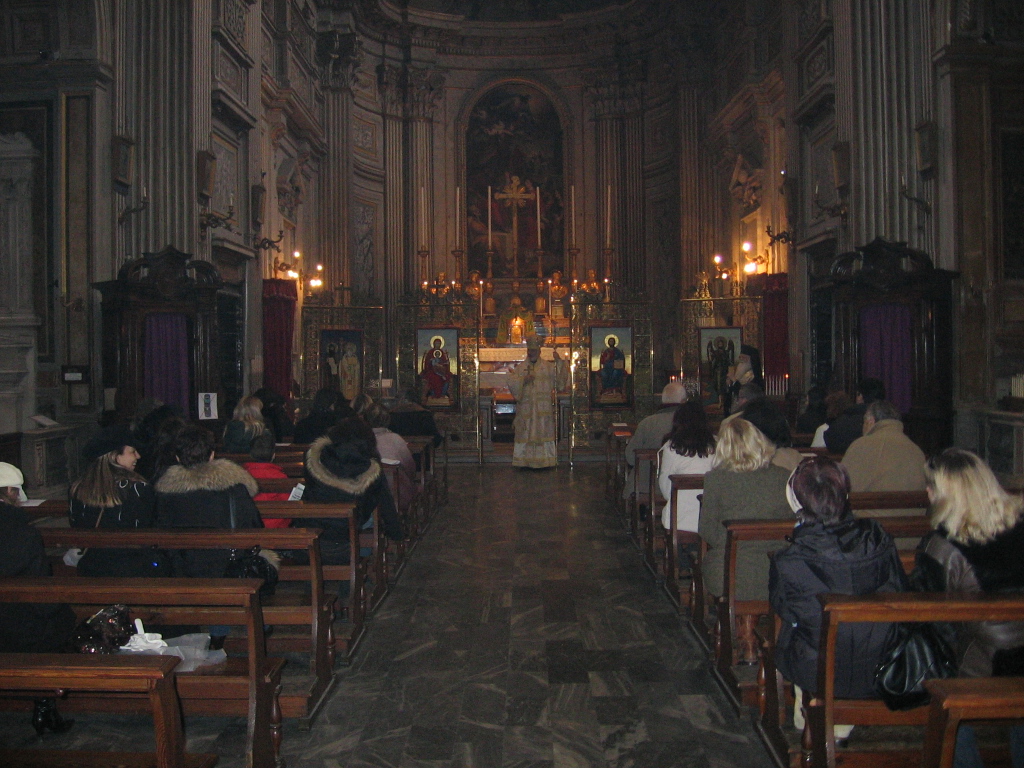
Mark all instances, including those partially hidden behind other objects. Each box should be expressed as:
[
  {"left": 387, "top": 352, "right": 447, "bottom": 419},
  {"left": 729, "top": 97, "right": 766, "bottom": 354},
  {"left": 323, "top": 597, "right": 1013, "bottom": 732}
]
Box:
[
  {"left": 363, "top": 402, "right": 417, "bottom": 513},
  {"left": 698, "top": 418, "right": 792, "bottom": 663},
  {"left": 69, "top": 425, "right": 165, "bottom": 577},
  {"left": 253, "top": 386, "right": 293, "bottom": 442},
  {"left": 769, "top": 457, "right": 905, "bottom": 712},
  {"left": 0, "top": 462, "right": 77, "bottom": 735},
  {"left": 155, "top": 425, "right": 263, "bottom": 578},
  {"left": 824, "top": 378, "right": 886, "bottom": 454},
  {"left": 222, "top": 395, "right": 271, "bottom": 453},
  {"left": 737, "top": 397, "right": 804, "bottom": 471},
  {"left": 304, "top": 416, "right": 404, "bottom": 565},
  {"left": 293, "top": 388, "right": 351, "bottom": 444},
  {"left": 623, "top": 380, "right": 687, "bottom": 504},
  {"left": 810, "top": 390, "right": 854, "bottom": 449},
  {"left": 795, "top": 386, "right": 827, "bottom": 436},
  {"left": 389, "top": 388, "right": 443, "bottom": 448},
  {"left": 242, "top": 431, "right": 293, "bottom": 527},
  {"left": 841, "top": 400, "right": 927, "bottom": 514},
  {"left": 913, "top": 449, "right": 1024, "bottom": 768},
  {"left": 657, "top": 400, "right": 716, "bottom": 532}
]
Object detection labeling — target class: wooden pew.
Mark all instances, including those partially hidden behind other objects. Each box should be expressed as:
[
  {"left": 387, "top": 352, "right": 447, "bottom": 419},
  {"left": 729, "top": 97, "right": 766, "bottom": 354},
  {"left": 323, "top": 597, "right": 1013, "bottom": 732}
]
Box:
[
  {"left": 0, "top": 578, "right": 282, "bottom": 768},
  {"left": 606, "top": 426, "right": 633, "bottom": 503},
  {"left": 37, "top": 527, "right": 335, "bottom": 728},
  {"left": 660, "top": 474, "right": 705, "bottom": 621},
  {"left": 715, "top": 510, "right": 934, "bottom": 714},
  {"left": 628, "top": 448, "right": 659, "bottom": 553},
  {"left": 0, "top": 654, "right": 217, "bottom": 768},
  {"left": 406, "top": 436, "right": 438, "bottom": 527},
  {"left": 804, "top": 593, "right": 1024, "bottom": 768},
  {"left": 921, "top": 677, "right": 1024, "bottom": 768}
]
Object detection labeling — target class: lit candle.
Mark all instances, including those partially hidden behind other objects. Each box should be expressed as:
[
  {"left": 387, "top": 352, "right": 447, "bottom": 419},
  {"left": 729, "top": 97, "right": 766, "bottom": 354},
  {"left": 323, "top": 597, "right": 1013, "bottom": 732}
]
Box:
[
  {"left": 479, "top": 279, "right": 484, "bottom": 319},
  {"left": 487, "top": 185, "right": 492, "bottom": 249},
  {"left": 605, "top": 185, "right": 612, "bottom": 248},
  {"left": 570, "top": 185, "right": 576, "bottom": 247},
  {"left": 536, "top": 186, "right": 542, "bottom": 250},
  {"left": 548, "top": 278, "right": 552, "bottom": 318},
  {"left": 142, "top": 184, "right": 148, "bottom": 202}
]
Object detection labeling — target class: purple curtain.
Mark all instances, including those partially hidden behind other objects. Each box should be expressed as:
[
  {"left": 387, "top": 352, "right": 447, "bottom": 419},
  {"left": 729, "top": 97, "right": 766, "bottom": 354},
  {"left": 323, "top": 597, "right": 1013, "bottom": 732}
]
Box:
[
  {"left": 859, "top": 303, "right": 913, "bottom": 414},
  {"left": 144, "top": 313, "right": 191, "bottom": 416}
]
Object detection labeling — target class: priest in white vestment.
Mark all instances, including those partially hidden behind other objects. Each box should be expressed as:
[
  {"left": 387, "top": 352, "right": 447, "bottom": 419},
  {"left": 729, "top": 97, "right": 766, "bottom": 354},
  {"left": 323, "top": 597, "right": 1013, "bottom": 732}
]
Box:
[{"left": 508, "top": 336, "right": 568, "bottom": 468}]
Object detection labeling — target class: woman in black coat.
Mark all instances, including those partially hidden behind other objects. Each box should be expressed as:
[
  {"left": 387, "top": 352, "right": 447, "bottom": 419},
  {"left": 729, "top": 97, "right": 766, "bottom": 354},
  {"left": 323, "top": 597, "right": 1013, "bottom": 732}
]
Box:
[
  {"left": 304, "top": 416, "right": 403, "bottom": 565},
  {"left": 70, "top": 425, "right": 165, "bottom": 577},
  {"left": 769, "top": 456, "right": 906, "bottom": 700},
  {"left": 155, "top": 424, "right": 262, "bottom": 579}
]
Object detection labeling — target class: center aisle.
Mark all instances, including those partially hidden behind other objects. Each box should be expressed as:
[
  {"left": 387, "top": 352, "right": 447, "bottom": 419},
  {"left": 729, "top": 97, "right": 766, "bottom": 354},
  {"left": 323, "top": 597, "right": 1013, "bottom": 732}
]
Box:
[{"left": 283, "top": 463, "right": 776, "bottom": 767}]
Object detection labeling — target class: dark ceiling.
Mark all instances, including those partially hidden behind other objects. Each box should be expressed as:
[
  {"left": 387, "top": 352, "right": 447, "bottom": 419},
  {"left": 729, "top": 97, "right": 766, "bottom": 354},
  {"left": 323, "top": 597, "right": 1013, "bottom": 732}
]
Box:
[{"left": 406, "top": 1, "right": 623, "bottom": 22}]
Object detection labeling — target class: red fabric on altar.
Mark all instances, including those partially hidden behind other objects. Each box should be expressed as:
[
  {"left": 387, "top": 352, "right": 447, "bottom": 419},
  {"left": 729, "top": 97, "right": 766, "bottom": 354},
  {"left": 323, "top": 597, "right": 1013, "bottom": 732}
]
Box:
[{"left": 262, "top": 279, "right": 297, "bottom": 401}]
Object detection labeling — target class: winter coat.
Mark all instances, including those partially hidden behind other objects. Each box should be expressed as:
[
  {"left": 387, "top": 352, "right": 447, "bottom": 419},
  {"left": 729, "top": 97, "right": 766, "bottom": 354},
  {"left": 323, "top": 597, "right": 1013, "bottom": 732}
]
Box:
[
  {"left": 70, "top": 478, "right": 162, "bottom": 577},
  {"left": 698, "top": 463, "right": 793, "bottom": 600},
  {"left": 824, "top": 403, "right": 867, "bottom": 454},
  {"left": 623, "top": 407, "right": 676, "bottom": 500},
  {"left": 388, "top": 406, "right": 443, "bottom": 448},
  {"left": 304, "top": 436, "right": 403, "bottom": 547},
  {"left": 842, "top": 419, "right": 927, "bottom": 518},
  {"left": 222, "top": 420, "right": 267, "bottom": 453},
  {"left": 913, "top": 520, "right": 1024, "bottom": 677},
  {"left": 769, "top": 517, "right": 906, "bottom": 696},
  {"left": 0, "top": 501, "right": 76, "bottom": 652},
  {"left": 293, "top": 411, "right": 339, "bottom": 445},
  {"left": 155, "top": 459, "right": 262, "bottom": 578}
]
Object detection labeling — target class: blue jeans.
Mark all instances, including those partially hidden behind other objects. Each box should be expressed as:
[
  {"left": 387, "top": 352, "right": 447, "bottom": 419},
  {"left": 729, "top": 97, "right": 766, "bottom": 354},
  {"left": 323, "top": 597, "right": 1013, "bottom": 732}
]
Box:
[{"left": 954, "top": 723, "right": 1024, "bottom": 768}]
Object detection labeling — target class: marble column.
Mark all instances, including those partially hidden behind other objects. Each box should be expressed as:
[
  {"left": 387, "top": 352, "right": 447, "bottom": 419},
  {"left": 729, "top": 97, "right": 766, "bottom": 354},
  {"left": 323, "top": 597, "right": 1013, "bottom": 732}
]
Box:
[{"left": 0, "top": 133, "right": 40, "bottom": 433}]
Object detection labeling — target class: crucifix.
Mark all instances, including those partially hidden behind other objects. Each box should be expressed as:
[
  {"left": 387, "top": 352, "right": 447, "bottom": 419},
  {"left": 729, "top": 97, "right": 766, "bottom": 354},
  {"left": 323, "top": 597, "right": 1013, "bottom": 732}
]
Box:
[{"left": 494, "top": 176, "right": 536, "bottom": 277}]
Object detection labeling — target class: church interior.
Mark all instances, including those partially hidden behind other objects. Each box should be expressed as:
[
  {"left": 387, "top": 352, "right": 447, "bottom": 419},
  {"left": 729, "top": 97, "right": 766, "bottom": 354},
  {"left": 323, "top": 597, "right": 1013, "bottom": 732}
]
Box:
[{"left": 1, "top": 0, "right": 1024, "bottom": 766}]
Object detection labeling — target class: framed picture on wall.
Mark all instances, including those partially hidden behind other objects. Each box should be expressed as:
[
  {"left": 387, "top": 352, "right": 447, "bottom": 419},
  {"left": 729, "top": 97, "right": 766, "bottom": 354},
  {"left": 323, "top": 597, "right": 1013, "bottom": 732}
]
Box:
[
  {"left": 416, "top": 327, "right": 459, "bottom": 410},
  {"left": 589, "top": 324, "right": 633, "bottom": 408},
  {"left": 320, "top": 329, "right": 363, "bottom": 403},
  {"left": 699, "top": 327, "right": 742, "bottom": 409}
]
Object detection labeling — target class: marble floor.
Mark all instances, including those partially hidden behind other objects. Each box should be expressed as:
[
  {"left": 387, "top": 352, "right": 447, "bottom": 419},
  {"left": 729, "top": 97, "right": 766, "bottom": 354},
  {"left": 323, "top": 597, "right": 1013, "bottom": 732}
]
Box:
[{"left": 0, "top": 463, "right": 777, "bottom": 768}]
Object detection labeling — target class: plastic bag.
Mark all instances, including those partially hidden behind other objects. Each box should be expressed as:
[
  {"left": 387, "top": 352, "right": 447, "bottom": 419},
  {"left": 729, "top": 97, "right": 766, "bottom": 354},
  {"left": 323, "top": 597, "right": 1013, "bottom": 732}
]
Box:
[{"left": 119, "top": 627, "right": 227, "bottom": 672}]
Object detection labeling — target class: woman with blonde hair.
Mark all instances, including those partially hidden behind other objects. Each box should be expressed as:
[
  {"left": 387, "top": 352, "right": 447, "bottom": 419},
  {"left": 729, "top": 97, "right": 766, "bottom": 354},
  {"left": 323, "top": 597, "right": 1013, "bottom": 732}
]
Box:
[
  {"left": 698, "top": 417, "right": 793, "bottom": 662},
  {"left": 222, "top": 395, "right": 270, "bottom": 453},
  {"left": 915, "top": 448, "right": 1024, "bottom": 768}
]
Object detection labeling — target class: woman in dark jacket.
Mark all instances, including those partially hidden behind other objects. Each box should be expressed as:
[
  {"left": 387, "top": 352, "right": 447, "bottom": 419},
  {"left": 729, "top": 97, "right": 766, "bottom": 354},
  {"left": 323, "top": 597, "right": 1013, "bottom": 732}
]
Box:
[
  {"left": 769, "top": 456, "right": 906, "bottom": 699},
  {"left": 155, "top": 424, "right": 262, "bottom": 579},
  {"left": 304, "top": 416, "right": 403, "bottom": 565},
  {"left": 294, "top": 388, "right": 352, "bottom": 444},
  {"left": 914, "top": 448, "right": 1024, "bottom": 767},
  {"left": 70, "top": 425, "right": 164, "bottom": 577}
]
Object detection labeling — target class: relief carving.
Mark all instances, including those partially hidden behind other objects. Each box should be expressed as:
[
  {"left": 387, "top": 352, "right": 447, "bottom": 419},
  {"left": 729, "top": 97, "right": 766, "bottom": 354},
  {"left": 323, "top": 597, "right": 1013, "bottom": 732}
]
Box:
[
  {"left": 729, "top": 154, "right": 764, "bottom": 209},
  {"left": 317, "top": 30, "right": 363, "bottom": 91},
  {"left": 220, "top": 0, "right": 247, "bottom": 46},
  {"left": 406, "top": 68, "right": 446, "bottom": 119},
  {"left": 116, "top": 246, "right": 223, "bottom": 301},
  {"left": 276, "top": 147, "right": 309, "bottom": 222}
]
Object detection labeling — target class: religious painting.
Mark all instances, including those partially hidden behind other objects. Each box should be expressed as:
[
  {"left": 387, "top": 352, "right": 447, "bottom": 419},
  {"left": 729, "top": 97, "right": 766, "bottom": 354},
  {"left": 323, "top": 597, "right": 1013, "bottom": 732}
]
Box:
[
  {"left": 589, "top": 325, "right": 632, "bottom": 408},
  {"left": 466, "top": 83, "right": 564, "bottom": 278},
  {"left": 320, "top": 329, "right": 362, "bottom": 402},
  {"left": 699, "top": 327, "right": 742, "bottom": 409},
  {"left": 416, "top": 327, "right": 459, "bottom": 410}
]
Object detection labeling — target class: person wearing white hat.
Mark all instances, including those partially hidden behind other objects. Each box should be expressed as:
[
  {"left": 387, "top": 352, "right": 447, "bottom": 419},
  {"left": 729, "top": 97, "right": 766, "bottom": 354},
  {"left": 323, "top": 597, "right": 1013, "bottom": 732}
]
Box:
[
  {"left": 0, "top": 461, "right": 28, "bottom": 504},
  {"left": 507, "top": 336, "right": 568, "bottom": 468}
]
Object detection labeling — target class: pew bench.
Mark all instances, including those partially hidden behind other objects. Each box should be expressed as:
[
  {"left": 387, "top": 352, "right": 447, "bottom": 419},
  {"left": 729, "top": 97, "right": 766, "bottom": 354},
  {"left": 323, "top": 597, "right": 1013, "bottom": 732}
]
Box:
[
  {"left": 37, "top": 527, "right": 335, "bottom": 728},
  {"left": 660, "top": 474, "right": 706, "bottom": 620},
  {"left": 921, "top": 677, "right": 1024, "bottom": 768},
  {"left": 628, "top": 448, "right": 659, "bottom": 560},
  {"left": 0, "top": 653, "right": 217, "bottom": 768},
  {"left": 758, "top": 592, "right": 1024, "bottom": 768},
  {"left": 0, "top": 578, "right": 282, "bottom": 768}
]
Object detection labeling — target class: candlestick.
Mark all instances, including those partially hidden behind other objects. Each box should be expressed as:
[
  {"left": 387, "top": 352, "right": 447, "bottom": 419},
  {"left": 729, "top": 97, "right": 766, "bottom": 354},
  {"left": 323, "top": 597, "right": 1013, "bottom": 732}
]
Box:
[
  {"left": 605, "top": 185, "right": 612, "bottom": 249},
  {"left": 487, "top": 185, "right": 492, "bottom": 249},
  {"left": 536, "top": 186, "right": 542, "bottom": 250},
  {"left": 570, "top": 185, "right": 576, "bottom": 248}
]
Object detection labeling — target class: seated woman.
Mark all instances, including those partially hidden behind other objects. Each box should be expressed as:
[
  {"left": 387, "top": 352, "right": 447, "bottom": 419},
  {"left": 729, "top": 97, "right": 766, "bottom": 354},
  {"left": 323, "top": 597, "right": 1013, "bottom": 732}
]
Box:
[
  {"left": 253, "top": 386, "right": 293, "bottom": 442},
  {"left": 657, "top": 400, "right": 716, "bottom": 532},
  {"left": 222, "top": 395, "right": 270, "bottom": 453},
  {"left": 304, "top": 416, "right": 404, "bottom": 565},
  {"left": 293, "top": 388, "right": 352, "bottom": 444},
  {"left": 70, "top": 425, "right": 165, "bottom": 577},
  {"left": 362, "top": 403, "right": 417, "bottom": 516},
  {"left": 738, "top": 397, "right": 804, "bottom": 471},
  {"left": 914, "top": 449, "right": 1024, "bottom": 768},
  {"left": 698, "top": 417, "right": 792, "bottom": 662},
  {"left": 769, "top": 457, "right": 905, "bottom": 703},
  {"left": 155, "top": 424, "right": 262, "bottom": 579}
]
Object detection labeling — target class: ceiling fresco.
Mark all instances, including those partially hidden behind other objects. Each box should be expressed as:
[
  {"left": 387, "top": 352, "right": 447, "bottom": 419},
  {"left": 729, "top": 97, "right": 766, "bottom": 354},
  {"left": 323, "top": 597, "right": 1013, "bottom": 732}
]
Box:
[{"left": 406, "top": 0, "right": 623, "bottom": 22}]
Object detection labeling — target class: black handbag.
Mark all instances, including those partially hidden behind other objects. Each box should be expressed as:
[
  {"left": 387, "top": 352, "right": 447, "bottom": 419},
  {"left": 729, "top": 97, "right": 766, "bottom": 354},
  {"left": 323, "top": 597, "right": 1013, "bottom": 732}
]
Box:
[
  {"left": 874, "top": 620, "right": 958, "bottom": 710},
  {"left": 72, "top": 604, "right": 134, "bottom": 654},
  {"left": 224, "top": 493, "right": 278, "bottom": 598}
]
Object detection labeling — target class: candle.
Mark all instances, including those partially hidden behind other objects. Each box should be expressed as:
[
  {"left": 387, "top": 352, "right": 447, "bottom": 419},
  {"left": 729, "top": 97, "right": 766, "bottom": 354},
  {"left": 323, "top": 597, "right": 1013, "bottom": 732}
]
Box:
[
  {"left": 487, "top": 185, "right": 492, "bottom": 249},
  {"left": 571, "top": 185, "right": 576, "bottom": 247},
  {"left": 142, "top": 184, "right": 148, "bottom": 202},
  {"left": 536, "top": 187, "right": 542, "bottom": 250},
  {"left": 548, "top": 279, "right": 552, "bottom": 316},
  {"left": 455, "top": 186, "right": 461, "bottom": 248},
  {"left": 479, "top": 279, "right": 484, "bottom": 319},
  {"left": 605, "top": 185, "right": 612, "bottom": 248}
]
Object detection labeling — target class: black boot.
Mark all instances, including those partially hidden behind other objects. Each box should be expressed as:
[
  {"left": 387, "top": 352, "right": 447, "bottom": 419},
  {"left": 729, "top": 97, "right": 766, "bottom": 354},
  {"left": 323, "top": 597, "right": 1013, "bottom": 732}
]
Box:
[{"left": 32, "top": 698, "right": 74, "bottom": 736}]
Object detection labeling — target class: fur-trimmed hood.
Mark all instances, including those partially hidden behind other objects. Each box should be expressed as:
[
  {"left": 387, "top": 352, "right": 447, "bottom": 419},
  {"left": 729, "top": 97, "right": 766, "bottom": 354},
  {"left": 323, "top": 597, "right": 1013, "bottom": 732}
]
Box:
[
  {"left": 305, "top": 436, "right": 381, "bottom": 495},
  {"left": 155, "top": 458, "right": 258, "bottom": 497}
]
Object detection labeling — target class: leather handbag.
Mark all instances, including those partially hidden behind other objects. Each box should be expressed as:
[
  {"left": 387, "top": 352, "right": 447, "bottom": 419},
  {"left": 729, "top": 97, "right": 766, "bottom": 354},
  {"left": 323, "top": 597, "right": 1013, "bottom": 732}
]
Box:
[
  {"left": 223, "top": 493, "right": 279, "bottom": 597},
  {"left": 874, "top": 620, "right": 957, "bottom": 710}
]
